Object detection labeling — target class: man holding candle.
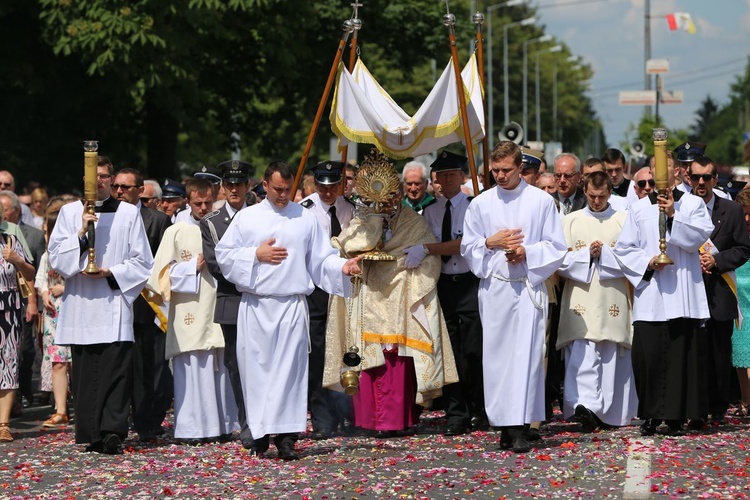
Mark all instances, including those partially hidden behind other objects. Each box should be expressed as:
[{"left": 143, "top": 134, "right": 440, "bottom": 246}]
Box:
[
  {"left": 49, "top": 158, "right": 153, "bottom": 454},
  {"left": 613, "top": 142, "right": 714, "bottom": 436}
]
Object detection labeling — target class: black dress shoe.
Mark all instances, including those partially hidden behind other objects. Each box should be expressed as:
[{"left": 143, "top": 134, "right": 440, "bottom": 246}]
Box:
[
  {"left": 512, "top": 436, "right": 531, "bottom": 453},
  {"left": 470, "top": 415, "right": 489, "bottom": 431},
  {"left": 639, "top": 419, "right": 658, "bottom": 436},
  {"left": 250, "top": 435, "right": 270, "bottom": 456},
  {"left": 310, "top": 429, "right": 333, "bottom": 441},
  {"left": 138, "top": 430, "right": 157, "bottom": 442},
  {"left": 574, "top": 405, "right": 597, "bottom": 433},
  {"left": 524, "top": 427, "right": 542, "bottom": 442},
  {"left": 374, "top": 430, "right": 398, "bottom": 439},
  {"left": 102, "top": 434, "right": 123, "bottom": 455},
  {"left": 277, "top": 440, "right": 300, "bottom": 461},
  {"left": 152, "top": 426, "right": 166, "bottom": 436},
  {"left": 686, "top": 418, "right": 704, "bottom": 431},
  {"left": 663, "top": 419, "right": 685, "bottom": 436},
  {"left": 443, "top": 423, "right": 468, "bottom": 436},
  {"left": 84, "top": 441, "right": 104, "bottom": 453},
  {"left": 499, "top": 429, "right": 513, "bottom": 450}
]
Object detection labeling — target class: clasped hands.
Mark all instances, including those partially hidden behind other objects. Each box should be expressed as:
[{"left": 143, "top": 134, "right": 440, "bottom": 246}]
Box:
[{"left": 486, "top": 228, "right": 526, "bottom": 264}]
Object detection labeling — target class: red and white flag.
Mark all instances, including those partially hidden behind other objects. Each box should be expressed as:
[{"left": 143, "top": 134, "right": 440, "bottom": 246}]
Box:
[{"left": 666, "top": 12, "right": 696, "bottom": 34}]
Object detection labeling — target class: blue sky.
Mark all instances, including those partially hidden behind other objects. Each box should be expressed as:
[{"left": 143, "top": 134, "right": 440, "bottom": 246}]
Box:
[{"left": 535, "top": 0, "right": 750, "bottom": 149}]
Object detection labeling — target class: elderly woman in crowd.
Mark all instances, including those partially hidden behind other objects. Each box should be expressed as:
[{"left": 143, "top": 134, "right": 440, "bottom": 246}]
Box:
[{"left": 0, "top": 202, "right": 36, "bottom": 442}]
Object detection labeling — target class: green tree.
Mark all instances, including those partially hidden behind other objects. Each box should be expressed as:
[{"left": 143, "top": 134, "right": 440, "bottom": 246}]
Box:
[{"left": 690, "top": 95, "right": 719, "bottom": 140}]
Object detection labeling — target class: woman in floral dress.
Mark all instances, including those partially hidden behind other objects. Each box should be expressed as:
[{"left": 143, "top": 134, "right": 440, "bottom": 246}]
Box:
[{"left": 34, "top": 204, "right": 71, "bottom": 428}]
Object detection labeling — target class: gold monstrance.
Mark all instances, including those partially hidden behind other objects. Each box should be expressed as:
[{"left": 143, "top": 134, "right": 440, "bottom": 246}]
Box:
[
  {"left": 83, "top": 140, "right": 100, "bottom": 274},
  {"left": 652, "top": 128, "right": 674, "bottom": 266},
  {"left": 353, "top": 149, "right": 402, "bottom": 261}
]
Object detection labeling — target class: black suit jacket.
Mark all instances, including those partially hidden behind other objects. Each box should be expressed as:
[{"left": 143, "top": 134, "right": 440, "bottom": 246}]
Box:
[
  {"left": 201, "top": 204, "right": 242, "bottom": 325},
  {"left": 703, "top": 196, "right": 750, "bottom": 321},
  {"left": 553, "top": 187, "right": 587, "bottom": 213},
  {"left": 133, "top": 205, "right": 171, "bottom": 324}
]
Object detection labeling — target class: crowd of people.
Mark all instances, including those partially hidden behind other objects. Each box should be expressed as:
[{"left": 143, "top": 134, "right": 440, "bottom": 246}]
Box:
[{"left": 1, "top": 139, "right": 749, "bottom": 460}]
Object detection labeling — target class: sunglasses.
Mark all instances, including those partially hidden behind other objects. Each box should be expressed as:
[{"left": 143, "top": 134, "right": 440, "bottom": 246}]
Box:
[
  {"left": 689, "top": 173, "right": 715, "bottom": 183},
  {"left": 636, "top": 179, "right": 655, "bottom": 188},
  {"left": 111, "top": 184, "right": 137, "bottom": 191}
]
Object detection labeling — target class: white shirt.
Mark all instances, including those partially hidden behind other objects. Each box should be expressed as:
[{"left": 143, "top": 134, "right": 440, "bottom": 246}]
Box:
[
  {"left": 423, "top": 191, "right": 471, "bottom": 274},
  {"left": 299, "top": 192, "right": 355, "bottom": 237}
]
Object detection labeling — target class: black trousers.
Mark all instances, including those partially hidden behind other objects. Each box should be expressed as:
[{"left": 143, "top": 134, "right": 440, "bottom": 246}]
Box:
[
  {"left": 131, "top": 322, "right": 172, "bottom": 434},
  {"left": 307, "top": 287, "right": 351, "bottom": 432},
  {"left": 71, "top": 342, "right": 133, "bottom": 444},
  {"left": 438, "top": 273, "right": 484, "bottom": 425},
  {"left": 704, "top": 318, "right": 734, "bottom": 415},
  {"left": 221, "top": 324, "right": 251, "bottom": 442},
  {"left": 632, "top": 319, "right": 708, "bottom": 421}
]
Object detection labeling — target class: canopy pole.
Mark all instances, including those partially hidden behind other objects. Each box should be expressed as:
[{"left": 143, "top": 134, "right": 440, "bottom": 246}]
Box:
[
  {"left": 443, "top": 8, "right": 479, "bottom": 195},
  {"left": 339, "top": 6, "right": 363, "bottom": 196},
  {"left": 292, "top": 19, "right": 355, "bottom": 200},
  {"left": 472, "top": 10, "right": 490, "bottom": 188}
]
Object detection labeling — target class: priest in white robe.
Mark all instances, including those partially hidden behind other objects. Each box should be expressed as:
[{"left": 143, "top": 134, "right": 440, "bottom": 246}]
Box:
[
  {"left": 215, "top": 161, "right": 362, "bottom": 460},
  {"left": 557, "top": 171, "right": 638, "bottom": 430},
  {"left": 613, "top": 153, "right": 713, "bottom": 436},
  {"left": 49, "top": 161, "right": 152, "bottom": 454},
  {"left": 461, "top": 141, "right": 567, "bottom": 453},
  {"left": 147, "top": 179, "right": 238, "bottom": 443}
]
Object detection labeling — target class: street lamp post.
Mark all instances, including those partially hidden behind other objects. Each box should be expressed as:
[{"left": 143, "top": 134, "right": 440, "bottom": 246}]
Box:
[
  {"left": 522, "top": 34, "right": 551, "bottom": 139},
  {"left": 503, "top": 16, "right": 536, "bottom": 129},
  {"left": 486, "top": 0, "right": 524, "bottom": 149},
  {"left": 535, "top": 44, "right": 562, "bottom": 143}
]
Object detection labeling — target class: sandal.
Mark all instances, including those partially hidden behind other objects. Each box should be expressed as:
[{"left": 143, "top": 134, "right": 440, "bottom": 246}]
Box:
[
  {"left": 42, "top": 413, "right": 69, "bottom": 428},
  {"left": 0, "top": 423, "right": 12, "bottom": 443}
]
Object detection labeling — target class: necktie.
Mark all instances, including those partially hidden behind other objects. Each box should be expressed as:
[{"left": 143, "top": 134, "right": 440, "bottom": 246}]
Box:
[
  {"left": 329, "top": 206, "right": 341, "bottom": 237},
  {"left": 563, "top": 198, "right": 572, "bottom": 215},
  {"left": 441, "top": 200, "right": 452, "bottom": 263}
]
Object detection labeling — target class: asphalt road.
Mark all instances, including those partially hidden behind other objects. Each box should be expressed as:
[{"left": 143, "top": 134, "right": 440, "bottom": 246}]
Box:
[{"left": 3, "top": 403, "right": 749, "bottom": 498}]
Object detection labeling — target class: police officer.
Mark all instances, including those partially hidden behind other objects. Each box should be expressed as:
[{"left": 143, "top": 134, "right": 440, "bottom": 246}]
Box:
[
  {"left": 421, "top": 151, "right": 485, "bottom": 435},
  {"left": 300, "top": 160, "right": 355, "bottom": 439},
  {"left": 200, "top": 160, "right": 254, "bottom": 448},
  {"left": 160, "top": 179, "right": 186, "bottom": 223}
]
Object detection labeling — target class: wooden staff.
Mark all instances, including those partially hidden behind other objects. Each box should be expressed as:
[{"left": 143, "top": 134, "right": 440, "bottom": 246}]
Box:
[
  {"left": 443, "top": 10, "right": 479, "bottom": 195},
  {"left": 292, "top": 19, "right": 355, "bottom": 200},
  {"left": 472, "top": 11, "right": 490, "bottom": 187},
  {"left": 339, "top": 15, "right": 362, "bottom": 196}
]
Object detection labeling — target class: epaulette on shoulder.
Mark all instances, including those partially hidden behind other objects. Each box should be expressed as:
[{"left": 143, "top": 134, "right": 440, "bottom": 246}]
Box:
[
  {"left": 301, "top": 199, "right": 314, "bottom": 209},
  {"left": 203, "top": 209, "right": 221, "bottom": 220}
]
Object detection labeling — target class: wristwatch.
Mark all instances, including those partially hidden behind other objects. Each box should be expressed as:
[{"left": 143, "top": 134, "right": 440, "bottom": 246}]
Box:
[{"left": 422, "top": 244, "right": 430, "bottom": 255}]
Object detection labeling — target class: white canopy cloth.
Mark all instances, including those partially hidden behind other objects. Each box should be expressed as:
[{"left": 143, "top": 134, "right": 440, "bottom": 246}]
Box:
[{"left": 330, "top": 54, "right": 485, "bottom": 159}]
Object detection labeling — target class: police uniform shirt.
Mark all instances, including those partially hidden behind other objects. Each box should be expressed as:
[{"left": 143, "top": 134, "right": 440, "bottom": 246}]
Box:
[
  {"left": 224, "top": 202, "right": 246, "bottom": 220},
  {"left": 300, "top": 192, "right": 355, "bottom": 236},
  {"left": 422, "top": 191, "right": 471, "bottom": 274}
]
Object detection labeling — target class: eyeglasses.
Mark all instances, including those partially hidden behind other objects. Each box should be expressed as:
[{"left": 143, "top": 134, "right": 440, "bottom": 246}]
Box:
[
  {"left": 0, "top": 182, "right": 12, "bottom": 188},
  {"left": 636, "top": 179, "right": 655, "bottom": 188},
  {"left": 554, "top": 172, "right": 579, "bottom": 180},
  {"left": 140, "top": 197, "right": 155, "bottom": 202},
  {"left": 97, "top": 174, "right": 112, "bottom": 180},
  {"left": 111, "top": 184, "right": 137, "bottom": 191},
  {"left": 689, "top": 173, "right": 715, "bottom": 183}
]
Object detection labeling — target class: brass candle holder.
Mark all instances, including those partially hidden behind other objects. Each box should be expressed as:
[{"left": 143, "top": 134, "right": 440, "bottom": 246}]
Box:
[
  {"left": 652, "top": 128, "right": 674, "bottom": 266},
  {"left": 83, "top": 140, "right": 100, "bottom": 274}
]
